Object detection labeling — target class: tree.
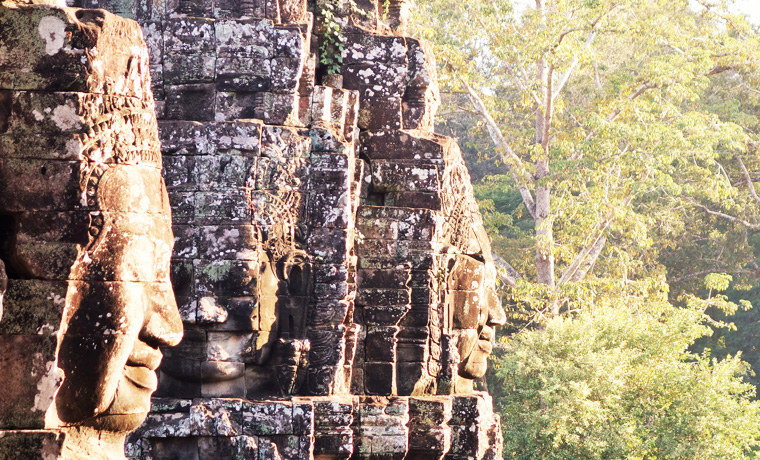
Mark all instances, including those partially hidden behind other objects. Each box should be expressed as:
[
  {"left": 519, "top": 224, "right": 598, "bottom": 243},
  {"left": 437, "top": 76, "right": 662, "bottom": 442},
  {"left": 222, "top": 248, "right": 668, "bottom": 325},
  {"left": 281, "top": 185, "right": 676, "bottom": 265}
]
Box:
[
  {"left": 491, "top": 295, "right": 760, "bottom": 459},
  {"left": 413, "top": 0, "right": 760, "bottom": 320},
  {"left": 413, "top": 2, "right": 760, "bottom": 455}
]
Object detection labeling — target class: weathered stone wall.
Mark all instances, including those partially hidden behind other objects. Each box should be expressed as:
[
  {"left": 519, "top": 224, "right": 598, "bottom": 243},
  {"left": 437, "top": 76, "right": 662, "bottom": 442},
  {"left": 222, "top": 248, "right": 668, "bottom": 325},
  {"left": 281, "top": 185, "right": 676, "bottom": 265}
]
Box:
[
  {"left": 1, "top": 0, "right": 505, "bottom": 458},
  {"left": 95, "top": 0, "right": 504, "bottom": 458}
]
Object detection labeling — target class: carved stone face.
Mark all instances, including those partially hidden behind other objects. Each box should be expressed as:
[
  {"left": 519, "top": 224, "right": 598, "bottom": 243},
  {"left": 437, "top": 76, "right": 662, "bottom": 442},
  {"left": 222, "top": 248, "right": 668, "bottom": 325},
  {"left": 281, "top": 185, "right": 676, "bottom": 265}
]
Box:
[
  {"left": 447, "top": 254, "right": 507, "bottom": 380},
  {"left": 158, "top": 246, "right": 276, "bottom": 388},
  {"left": 158, "top": 241, "right": 312, "bottom": 397},
  {"left": 54, "top": 165, "right": 183, "bottom": 432}
]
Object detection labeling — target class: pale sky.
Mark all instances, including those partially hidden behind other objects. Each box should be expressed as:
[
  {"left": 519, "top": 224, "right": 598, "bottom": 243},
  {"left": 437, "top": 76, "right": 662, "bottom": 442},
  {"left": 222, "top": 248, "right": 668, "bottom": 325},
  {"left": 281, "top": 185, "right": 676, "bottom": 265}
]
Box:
[
  {"left": 734, "top": 1, "right": 760, "bottom": 23},
  {"left": 511, "top": 1, "right": 760, "bottom": 24}
]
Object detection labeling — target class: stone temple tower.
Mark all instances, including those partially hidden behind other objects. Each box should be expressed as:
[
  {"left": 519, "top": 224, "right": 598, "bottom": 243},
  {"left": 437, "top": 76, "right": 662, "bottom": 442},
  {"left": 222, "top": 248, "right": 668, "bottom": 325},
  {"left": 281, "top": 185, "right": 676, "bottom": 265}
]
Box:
[{"left": 0, "top": 0, "right": 506, "bottom": 458}]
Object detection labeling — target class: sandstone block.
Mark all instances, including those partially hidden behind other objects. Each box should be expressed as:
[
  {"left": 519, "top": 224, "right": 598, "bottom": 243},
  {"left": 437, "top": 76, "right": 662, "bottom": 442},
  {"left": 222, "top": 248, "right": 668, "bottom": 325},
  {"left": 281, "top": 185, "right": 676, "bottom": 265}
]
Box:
[
  {"left": 365, "top": 326, "right": 398, "bottom": 362},
  {"left": 0, "top": 5, "right": 151, "bottom": 96},
  {"left": 0, "top": 335, "right": 59, "bottom": 429},
  {"left": 364, "top": 362, "right": 395, "bottom": 395},
  {"left": 343, "top": 63, "right": 408, "bottom": 98},
  {"left": 370, "top": 161, "right": 440, "bottom": 193},
  {"left": 363, "top": 305, "right": 410, "bottom": 327},
  {"left": 163, "top": 155, "right": 196, "bottom": 190},
  {"left": 194, "top": 259, "right": 259, "bottom": 297},
  {"left": 215, "top": 19, "right": 274, "bottom": 58},
  {"left": 0, "top": 431, "right": 64, "bottom": 460},
  {"left": 216, "top": 55, "right": 271, "bottom": 92},
  {"left": 342, "top": 34, "right": 408, "bottom": 66},
  {"left": 165, "top": 83, "right": 216, "bottom": 121},
  {"left": 359, "top": 129, "right": 452, "bottom": 161},
  {"left": 0, "top": 280, "right": 67, "bottom": 336},
  {"left": 191, "top": 154, "right": 249, "bottom": 190},
  {"left": 164, "top": 52, "right": 216, "bottom": 85},
  {"left": 159, "top": 120, "right": 215, "bottom": 155},
  {"left": 358, "top": 95, "right": 402, "bottom": 130}
]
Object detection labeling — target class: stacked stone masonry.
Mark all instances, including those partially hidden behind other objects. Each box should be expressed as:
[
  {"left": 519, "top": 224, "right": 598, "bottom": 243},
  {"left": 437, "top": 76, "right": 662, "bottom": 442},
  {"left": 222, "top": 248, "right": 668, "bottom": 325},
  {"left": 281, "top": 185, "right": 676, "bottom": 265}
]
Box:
[{"left": 0, "top": 0, "right": 505, "bottom": 458}]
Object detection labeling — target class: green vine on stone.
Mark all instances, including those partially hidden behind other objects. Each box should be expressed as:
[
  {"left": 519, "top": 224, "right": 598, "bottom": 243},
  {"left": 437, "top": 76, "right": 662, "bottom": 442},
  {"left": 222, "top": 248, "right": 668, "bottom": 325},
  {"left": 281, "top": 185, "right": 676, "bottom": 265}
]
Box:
[{"left": 318, "top": 0, "right": 370, "bottom": 75}]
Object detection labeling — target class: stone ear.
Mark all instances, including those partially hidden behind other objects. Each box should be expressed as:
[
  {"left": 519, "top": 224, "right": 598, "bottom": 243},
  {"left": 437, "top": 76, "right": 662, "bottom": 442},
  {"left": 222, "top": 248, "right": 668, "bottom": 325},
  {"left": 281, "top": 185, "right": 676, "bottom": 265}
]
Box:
[{"left": 276, "top": 249, "right": 312, "bottom": 296}]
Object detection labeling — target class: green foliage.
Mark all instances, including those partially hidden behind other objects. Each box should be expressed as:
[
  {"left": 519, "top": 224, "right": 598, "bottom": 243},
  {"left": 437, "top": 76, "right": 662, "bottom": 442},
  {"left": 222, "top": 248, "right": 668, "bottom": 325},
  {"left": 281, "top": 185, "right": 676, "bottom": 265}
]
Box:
[
  {"left": 382, "top": 0, "right": 390, "bottom": 21},
  {"left": 317, "top": 0, "right": 347, "bottom": 74},
  {"left": 414, "top": 0, "right": 760, "bottom": 324},
  {"left": 413, "top": 0, "right": 760, "bottom": 456},
  {"left": 492, "top": 296, "right": 760, "bottom": 459},
  {"left": 317, "top": 0, "right": 369, "bottom": 74},
  {"left": 694, "top": 283, "right": 760, "bottom": 389}
]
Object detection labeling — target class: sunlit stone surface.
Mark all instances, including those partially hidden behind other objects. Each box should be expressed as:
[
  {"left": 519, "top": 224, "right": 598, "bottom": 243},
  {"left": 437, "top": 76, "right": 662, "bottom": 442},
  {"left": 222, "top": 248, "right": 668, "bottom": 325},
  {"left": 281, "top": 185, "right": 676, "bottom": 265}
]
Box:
[
  {"left": 1, "top": 0, "right": 505, "bottom": 458},
  {"left": 0, "top": 2, "right": 182, "bottom": 458}
]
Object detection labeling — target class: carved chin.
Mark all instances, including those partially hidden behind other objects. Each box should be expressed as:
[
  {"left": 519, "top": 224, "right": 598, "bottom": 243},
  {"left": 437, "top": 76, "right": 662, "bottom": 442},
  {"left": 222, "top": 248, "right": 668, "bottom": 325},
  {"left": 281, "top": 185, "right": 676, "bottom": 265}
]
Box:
[
  {"left": 459, "top": 340, "right": 493, "bottom": 380},
  {"left": 85, "top": 372, "right": 154, "bottom": 433}
]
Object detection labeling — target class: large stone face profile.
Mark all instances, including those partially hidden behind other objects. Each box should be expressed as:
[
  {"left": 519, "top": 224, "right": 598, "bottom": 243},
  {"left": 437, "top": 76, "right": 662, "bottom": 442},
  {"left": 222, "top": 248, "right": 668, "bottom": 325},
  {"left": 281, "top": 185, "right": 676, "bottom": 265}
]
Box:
[{"left": 0, "top": 2, "right": 182, "bottom": 459}]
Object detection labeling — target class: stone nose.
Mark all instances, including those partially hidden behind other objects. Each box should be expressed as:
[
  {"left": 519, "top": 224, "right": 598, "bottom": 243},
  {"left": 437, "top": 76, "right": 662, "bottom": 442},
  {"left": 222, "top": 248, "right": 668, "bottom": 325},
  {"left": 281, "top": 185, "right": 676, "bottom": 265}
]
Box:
[
  {"left": 140, "top": 281, "right": 183, "bottom": 347},
  {"left": 487, "top": 292, "right": 507, "bottom": 327}
]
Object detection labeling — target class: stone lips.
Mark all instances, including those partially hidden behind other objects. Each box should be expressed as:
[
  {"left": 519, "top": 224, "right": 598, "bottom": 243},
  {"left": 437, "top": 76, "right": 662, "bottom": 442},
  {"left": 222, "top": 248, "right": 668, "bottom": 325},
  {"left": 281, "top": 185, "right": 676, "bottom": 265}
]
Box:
[{"left": 115, "top": 0, "right": 505, "bottom": 456}]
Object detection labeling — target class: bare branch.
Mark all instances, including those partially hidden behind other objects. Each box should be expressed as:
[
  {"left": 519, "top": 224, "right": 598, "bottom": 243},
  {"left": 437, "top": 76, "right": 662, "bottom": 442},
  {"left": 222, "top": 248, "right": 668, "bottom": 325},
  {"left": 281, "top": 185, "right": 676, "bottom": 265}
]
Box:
[
  {"left": 739, "top": 81, "right": 760, "bottom": 96},
  {"left": 511, "top": 65, "right": 544, "bottom": 107},
  {"left": 553, "top": 30, "right": 597, "bottom": 99},
  {"left": 558, "top": 194, "right": 632, "bottom": 285},
  {"left": 550, "top": 5, "right": 615, "bottom": 99},
  {"left": 669, "top": 269, "right": 725, "bottom": 284},
  {"left": 707, "top": 65, "right": 733, "bottom": 75},
  {"left": 571, "top": 236, "right": 606, "bottom": 282},
  {"left": 605, "top": 83, "right": 657, "bottom": 122},
  {"left": 555, "top": 27, "right": 584, "bottom": 48},
  {"left": 693, "top": 202, "right": 760, "bottom": 229},
  {"left": 437, "top": 108, "right": 482, "bottom": 117},
  {"left": 542, "top": 65, "right": 554, "bottom": 152},
  {"left": 492, "top": 251, "right": 523, "bottom": 287},
  {"left": 558, "top": 217, "right": 609, "bottom": 285},
  {"left": 461, "top": 79, "right": 538, "bottom": 219},
  {"left": 593, "top": 62, "right": 603, "bottom": 92},
  {"left": 737, "top": 157, "right": 760, "bottom": 205}
]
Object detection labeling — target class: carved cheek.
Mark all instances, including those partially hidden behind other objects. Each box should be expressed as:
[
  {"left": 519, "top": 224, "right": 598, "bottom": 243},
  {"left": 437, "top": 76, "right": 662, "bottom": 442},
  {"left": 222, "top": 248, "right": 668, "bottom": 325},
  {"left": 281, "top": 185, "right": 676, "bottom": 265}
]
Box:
[
  {"left": 111, "top": 234, "right": 156, "bottom": 282},
  {"left": 110, "top": 215, "right": 172, "bottom": 282},
  {"left": 56, "top": 282, "right": 143, "bottom": 422},
  {"left": 457, "top": 329, "right": 479, "bottom": 361},
  {"left": 153, "top": 236, "right": 173, "bottom": 281}
]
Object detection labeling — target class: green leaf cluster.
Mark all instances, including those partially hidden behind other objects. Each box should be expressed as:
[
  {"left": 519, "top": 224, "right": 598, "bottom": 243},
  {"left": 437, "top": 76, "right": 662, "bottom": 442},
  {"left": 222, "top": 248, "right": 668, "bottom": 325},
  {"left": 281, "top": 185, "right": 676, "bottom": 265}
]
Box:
[
  {"left": 316, "top": 0, "right": 371, "bottom": 74},
  {"left": 492, "top": 297, "right": 760, "bottom": 459},
  {"left": 414, "top": 0, "right": 760, "bottom": 324}
]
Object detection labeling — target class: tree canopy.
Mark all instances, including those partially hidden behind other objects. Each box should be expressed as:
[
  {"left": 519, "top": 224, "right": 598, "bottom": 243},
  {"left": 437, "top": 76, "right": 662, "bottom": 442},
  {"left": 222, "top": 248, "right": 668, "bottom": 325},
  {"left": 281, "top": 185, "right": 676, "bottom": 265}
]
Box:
[
  {"left": 493, "top": 298, "right": 760, "bottom": 460},
  {"left": 413, "top": 0, "right": 760, "bottom": 457},
  {"left": 414, "top": 0, "right": 760, "bottom": 319}
]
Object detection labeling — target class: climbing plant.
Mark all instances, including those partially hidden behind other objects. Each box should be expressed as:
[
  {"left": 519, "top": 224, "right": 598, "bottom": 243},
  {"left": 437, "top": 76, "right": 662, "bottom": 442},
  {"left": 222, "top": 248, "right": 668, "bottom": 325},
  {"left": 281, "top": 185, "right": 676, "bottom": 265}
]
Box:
[{"left": 317, "top": 0, "right": 369, "bottom": 74}]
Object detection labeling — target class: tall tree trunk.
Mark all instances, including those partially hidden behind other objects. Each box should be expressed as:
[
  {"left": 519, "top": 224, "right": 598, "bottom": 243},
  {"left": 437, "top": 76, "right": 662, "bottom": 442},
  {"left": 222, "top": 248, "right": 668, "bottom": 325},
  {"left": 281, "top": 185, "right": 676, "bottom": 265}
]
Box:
[{"left": 535, "top": 0, "right": 556, "bottom": 313}]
